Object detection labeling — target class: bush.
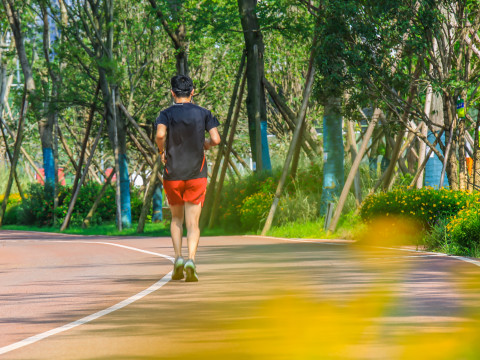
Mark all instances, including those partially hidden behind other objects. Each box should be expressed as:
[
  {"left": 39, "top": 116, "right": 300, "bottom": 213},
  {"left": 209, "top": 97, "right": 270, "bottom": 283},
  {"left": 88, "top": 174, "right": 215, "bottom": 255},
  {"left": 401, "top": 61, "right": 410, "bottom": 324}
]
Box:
[
  {"left": 446, "top": 205, "right": 480, "bottom": 253},
  {"left": 276, "top": 190, "right": 321, "bottom": 225},
  {"left": 219, "top": 173, "right": 278, "bottom": 230},
  {"left": 12, "top": 182, "right": 145, "bottom": 227},
  {"left": 361, "top": 188, "right": 480, "bottom": 255},
  {"left": 360, "top": 188, "right": 476, "bottom": 228},
  {"left": 240, "top": 191, "right": 274, "bottom": 230},
  {"left": 3, "top": 204, "right": 22, "bottom": 225},
  {"left": 219, "top": 161, "right": 324, "bottom": 231},
  {"left": 19, "top": 184, "right": 61, "bottom": 226}
]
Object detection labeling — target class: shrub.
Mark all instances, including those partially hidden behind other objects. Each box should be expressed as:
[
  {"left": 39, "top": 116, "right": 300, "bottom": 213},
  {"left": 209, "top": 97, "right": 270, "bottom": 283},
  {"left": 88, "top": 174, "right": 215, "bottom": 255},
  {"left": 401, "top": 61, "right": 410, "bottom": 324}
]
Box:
[
  {"left": 240, "top": 191, "right": 274, "bottom": 230},
  {"left": 423, "top": 217, "right": 450, "bottom": 250},
  {"left": 3, "top": 204, "right": 22, "bottom": 225},
  {"left": 275, "top": 190, "right": 321, "bottom": 225},
  {"left": 446, "top": 205, "right": 480, "bottom": 253},
  {"left": 360, "top": 188, "right": 475, "bottom": 228},
  {"left": 219, "top": 173, "right": 278, "bottom": 229},
  {"left": 19, "top": 184, "right": 59, "bottom": 226},
  {"left": 14, "top": 182, "right": 145, "bottom": 227},
  {"left": 218, "top": 160, "right": 324, "bottom": 230},
  {"left": 286, "top": 161, "right": 323, "bottom": 195}
]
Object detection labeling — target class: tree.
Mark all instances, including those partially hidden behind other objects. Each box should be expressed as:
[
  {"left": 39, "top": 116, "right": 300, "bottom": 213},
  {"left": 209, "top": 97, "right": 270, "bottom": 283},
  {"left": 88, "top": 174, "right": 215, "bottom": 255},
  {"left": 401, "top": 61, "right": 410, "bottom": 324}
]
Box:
[{"left": 237, "top": 0, "right": 272, "bottom": 172}]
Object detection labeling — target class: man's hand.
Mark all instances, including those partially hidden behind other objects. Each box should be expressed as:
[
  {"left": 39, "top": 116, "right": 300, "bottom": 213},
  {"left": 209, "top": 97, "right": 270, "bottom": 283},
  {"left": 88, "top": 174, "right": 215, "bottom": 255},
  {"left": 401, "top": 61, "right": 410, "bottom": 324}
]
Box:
[
  {"left": 205, "top": 127, "right": 221, "bottom": 150},
  {"left": 204, "top": 138, "right": 212, "bottom": 150},
  {"left": 161, "top": 151, "right": 166, "bottom": 165},
  {"left": 156, "top": 123, "right": 167, "bottom": 159}
]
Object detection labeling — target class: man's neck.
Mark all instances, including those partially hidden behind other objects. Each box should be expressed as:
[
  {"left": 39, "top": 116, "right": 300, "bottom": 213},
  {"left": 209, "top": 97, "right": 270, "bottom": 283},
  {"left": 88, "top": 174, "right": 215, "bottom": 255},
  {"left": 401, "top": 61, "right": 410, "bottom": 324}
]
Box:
[{"left": 174, "top": 97, "right": 192, "bottom": 104}]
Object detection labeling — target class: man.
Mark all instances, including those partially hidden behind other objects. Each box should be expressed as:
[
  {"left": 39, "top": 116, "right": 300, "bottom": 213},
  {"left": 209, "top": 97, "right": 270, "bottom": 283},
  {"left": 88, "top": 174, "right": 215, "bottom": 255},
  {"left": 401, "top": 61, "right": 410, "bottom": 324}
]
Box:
[{"left": 155, "top": 75, "right": 221, "bottom": 282}]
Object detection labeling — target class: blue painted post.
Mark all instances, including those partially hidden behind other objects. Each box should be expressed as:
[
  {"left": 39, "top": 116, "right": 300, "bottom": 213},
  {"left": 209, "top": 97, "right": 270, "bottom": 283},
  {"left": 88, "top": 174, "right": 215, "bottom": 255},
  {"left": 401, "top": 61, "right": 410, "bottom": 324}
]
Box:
[
  {"left": 320, "top": 100, "right": 344, "bottom": 216},
  {"left": 260, "top": 121, "right": 272, "bottom": 171},
  {"left": 152, "top": 184, "right": 163, "bottom": 222},
  {"left": 424, "top": 131, "right": 449, "bottom": 188},
  {"left": 42, "top": 147, "right": 55, "bottom": 185},
  {"left": 43, "top": 147, "right": 55, "bottom": 197},
  {"left": 119, "top": 154, "right": 132, "bottom": 228}
]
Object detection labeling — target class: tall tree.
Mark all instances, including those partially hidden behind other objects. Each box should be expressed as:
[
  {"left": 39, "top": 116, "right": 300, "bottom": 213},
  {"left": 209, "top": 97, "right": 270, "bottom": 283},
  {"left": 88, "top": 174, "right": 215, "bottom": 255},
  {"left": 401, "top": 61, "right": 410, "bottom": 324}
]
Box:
[
  {"left": 237, "top": 0, "right": 272, "bottom": 172},
  {"left": 0, "top": 0, "right": 35, "bottom": 225},
  {"left": 62, "top": 0, "right": 132, "bottom": 227}
]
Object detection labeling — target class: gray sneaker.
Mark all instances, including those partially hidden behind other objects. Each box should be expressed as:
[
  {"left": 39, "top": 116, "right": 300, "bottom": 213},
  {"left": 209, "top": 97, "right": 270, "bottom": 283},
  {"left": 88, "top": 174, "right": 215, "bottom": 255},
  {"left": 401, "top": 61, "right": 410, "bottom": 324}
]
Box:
[
  {"left": 184, "top": 259, "right": 199, "bottom": 282},
  {"left": 172, "top": 257, "right": 185, "bottom": 280}
]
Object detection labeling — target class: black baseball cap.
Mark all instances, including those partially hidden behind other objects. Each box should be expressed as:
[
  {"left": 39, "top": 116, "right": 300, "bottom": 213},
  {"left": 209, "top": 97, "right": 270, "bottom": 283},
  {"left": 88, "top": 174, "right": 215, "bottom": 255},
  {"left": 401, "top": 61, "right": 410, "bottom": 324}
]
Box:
[{"left": 171, "top": 75, "right": 194, "bottom": 96}]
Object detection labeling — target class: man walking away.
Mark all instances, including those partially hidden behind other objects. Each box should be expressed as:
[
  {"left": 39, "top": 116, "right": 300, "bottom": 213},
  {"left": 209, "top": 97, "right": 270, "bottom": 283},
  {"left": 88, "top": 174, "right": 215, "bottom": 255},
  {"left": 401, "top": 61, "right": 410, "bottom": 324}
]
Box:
[{"left": 155, "top": 75, "right": 220, "bottom": 282}]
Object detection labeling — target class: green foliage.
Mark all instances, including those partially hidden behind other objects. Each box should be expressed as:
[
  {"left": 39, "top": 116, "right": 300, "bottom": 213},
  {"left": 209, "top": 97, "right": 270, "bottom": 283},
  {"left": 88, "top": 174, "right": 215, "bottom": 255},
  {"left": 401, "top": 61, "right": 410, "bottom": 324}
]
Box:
[
  {"left": 219, "top": 161, "right": 324, "bottom": 231},
  {"left": 361, "top": 188, "right": 480, "bottom": 255},
  {"left": 423, "top": 217, "right": 452, "bottom": 251},
  {"left": 13, "top": 182, "right": 144, "bottom": 227},
  {"left": 219, "top": 174, "right": 276, "bottom": 230},
  {"left": 240, "top": 192, "right": 274, "bottom": 231},
  {"left": 3, "top": 204, "right": 22, "bottom": 225},
  {"left": 276, "top": 190, "right": 321, "bottom": 225},
  {"left": 446, "top": 205, "right": 480, "bottom": 254},
  {"left": 19, "top": 183, "right": 64, "bottom": 226},
  {"left": 360, "top": 188, "right": 475, "bottom": 228},
  {"left": 56, "top": 183, "right": 116, "bottom": 227}
]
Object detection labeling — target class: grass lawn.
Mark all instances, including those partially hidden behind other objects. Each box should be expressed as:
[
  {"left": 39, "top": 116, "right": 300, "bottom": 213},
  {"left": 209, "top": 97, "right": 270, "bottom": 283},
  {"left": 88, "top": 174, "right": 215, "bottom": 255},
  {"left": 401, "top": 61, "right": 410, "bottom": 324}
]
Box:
[
  {"left": 266, "top": 212, "right": 363, "bottom": 240},
  {"left": 1, "top": 222, "right": 239, "bottom": 237},
  {"left": 1, "top": 212, "right": 362, "bottom": 240}
]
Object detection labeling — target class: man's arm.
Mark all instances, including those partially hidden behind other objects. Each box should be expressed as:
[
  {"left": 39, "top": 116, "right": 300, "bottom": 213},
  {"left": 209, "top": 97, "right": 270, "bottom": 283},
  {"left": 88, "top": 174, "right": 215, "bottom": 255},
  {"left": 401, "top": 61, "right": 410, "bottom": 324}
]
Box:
[
  {"left": 204, "top": 127, "right": 221, "bottom": 150},
  {"left": 156, "top": 124, "right": 167, "bottom": 163}
]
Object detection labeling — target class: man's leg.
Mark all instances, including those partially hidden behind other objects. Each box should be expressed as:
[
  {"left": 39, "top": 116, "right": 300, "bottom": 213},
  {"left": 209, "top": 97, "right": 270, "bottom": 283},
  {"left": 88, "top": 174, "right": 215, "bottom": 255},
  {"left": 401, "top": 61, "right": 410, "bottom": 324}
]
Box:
[
  {"left": 170, "top": 204, "right": 185, "bottom": 258},
  {"left": 184, "top": 202, "right": 202, "bottom": 261}
]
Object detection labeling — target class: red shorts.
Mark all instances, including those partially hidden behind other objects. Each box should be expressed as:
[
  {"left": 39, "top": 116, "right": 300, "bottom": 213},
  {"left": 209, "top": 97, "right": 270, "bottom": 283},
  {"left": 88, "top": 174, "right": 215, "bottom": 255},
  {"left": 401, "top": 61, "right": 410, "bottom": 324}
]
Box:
[{"left": 163, "top": 178, "right": 208, "bottom": 206}]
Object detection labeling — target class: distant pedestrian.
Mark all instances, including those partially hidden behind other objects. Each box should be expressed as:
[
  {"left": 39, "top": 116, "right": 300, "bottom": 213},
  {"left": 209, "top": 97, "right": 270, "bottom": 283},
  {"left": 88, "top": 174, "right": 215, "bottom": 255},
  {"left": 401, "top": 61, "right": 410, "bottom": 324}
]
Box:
[{"left": 155, "top": 75, "right": 220, "bottom": 282}]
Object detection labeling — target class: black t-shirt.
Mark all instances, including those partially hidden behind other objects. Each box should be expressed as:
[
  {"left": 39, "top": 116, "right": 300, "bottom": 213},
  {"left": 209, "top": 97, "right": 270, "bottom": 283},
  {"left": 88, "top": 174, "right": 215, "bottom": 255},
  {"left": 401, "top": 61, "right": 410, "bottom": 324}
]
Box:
[{"left": 155, "top": 102, "right": 220, "bottom": 180}]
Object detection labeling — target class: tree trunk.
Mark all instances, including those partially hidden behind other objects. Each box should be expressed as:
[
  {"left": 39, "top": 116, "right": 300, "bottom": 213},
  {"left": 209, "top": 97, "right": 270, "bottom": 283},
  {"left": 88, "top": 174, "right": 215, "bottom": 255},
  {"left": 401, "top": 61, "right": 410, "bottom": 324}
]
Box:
[
  {"left": 473, "top": 106, "right": 480, "bottom": 190},
  {"left": 319, "top": 97, "right": 344, "bottom": 216},
  {"left": 137, "top": 154, "right": 162, "bottom": 233},
  {"left": 346, "top": 119, "right": 362, "bottom": 205},
  {"left": 0, "top": 0, "right": 35, "bottom": 225},
  {"left": 410, "top": 128, "right": 446, "bottom": 187},
  {"left": 417, "top": 58, "right": 435, "bottom": 188},
  {"left": 1, "top": 0, "right": 35, "bottom": 93},
  {"left": 82, "top": 168, "right": 115, "bottom": 228},
  {"left": 70, "top": 83, "right": 101, "bottom": 200},
  {"left": 238, "top": 0, "right": 271, "bottom": 172},
  {"left": 60, "top": 116, "right": 105, "bottom": 231},
  {"left": 442, "top": 93, "right": 458, "bottom": 189},
  {"left": 328, "top": 110, "right": 380, "bottom": 233},
  {"left": 0, "top": 91, "right": 27, "bottom": 226},
  {"left": 424, "top": 94, "right": 448, "bottom": 187},
  {"left": 111, "top": 88, "right": 124, "bottom": 230},
  {"left": 0, "top": 118, "right": 24, "bottom": 200}
]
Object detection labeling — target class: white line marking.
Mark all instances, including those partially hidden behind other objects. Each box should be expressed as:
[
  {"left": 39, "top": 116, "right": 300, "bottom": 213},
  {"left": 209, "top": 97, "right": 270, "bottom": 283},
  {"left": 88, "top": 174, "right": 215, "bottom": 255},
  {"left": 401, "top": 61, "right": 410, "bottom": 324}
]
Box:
[
  {"left": 252, "top": 235, "right": 480, "bottom": 267},
  {"left": 48, "top": 240, "right": 175, "bottom": 262},
  {"left": 0, "top": 241, "right": 174, "bottom": 356}
]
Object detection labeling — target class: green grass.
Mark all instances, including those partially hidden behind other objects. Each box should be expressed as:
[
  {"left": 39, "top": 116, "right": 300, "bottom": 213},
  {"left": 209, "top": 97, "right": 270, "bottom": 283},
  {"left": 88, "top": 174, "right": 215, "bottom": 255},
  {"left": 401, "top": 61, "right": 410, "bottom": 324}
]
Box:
[
  {"left": 266, "top": 211, "right": 364, "bottom": 240},
  {"left": 1, "top": 222, "right": 244, "bottom": 237}
]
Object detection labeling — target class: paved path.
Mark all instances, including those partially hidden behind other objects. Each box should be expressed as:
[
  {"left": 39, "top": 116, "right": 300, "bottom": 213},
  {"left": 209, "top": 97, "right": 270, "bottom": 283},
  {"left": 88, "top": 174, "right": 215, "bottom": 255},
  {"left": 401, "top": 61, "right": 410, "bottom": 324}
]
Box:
[{"left": 0, "top": 230, "right": 479, "bottom": 359}]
